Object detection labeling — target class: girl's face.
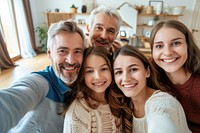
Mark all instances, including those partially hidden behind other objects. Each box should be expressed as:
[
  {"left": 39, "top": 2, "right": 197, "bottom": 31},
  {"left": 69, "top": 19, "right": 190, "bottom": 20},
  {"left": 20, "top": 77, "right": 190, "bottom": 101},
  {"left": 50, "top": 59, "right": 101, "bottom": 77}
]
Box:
[
  {"left": 84, "top": 54, "right": 112, "bottom": 99},
  {"left": 152, "top": 27, "right": 188, "bottom": 74},
  {"left": 113, "top": 55, "right": 150, "bottom": 99}
]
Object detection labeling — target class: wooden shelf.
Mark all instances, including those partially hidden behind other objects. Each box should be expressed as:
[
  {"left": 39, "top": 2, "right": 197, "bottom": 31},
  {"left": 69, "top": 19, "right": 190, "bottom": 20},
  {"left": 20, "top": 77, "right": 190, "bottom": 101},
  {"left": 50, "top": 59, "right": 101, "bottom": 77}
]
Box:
[
  {"left": 45, "top": 12, "right": 72, "bottom": 27},
  {"left": 138, "top": 13, "right": 184, "bottom": 17}
]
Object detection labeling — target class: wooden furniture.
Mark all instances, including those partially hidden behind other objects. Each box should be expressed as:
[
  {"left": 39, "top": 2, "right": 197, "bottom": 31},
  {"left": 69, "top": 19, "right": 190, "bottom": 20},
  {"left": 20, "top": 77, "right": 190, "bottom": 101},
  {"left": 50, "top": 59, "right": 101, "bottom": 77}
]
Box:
[
  {"left": 45, "top": 12, "right": 183, "bottom": 56},
  {"left": 46, "top": 12, "right": 72, "bottom": 27}
]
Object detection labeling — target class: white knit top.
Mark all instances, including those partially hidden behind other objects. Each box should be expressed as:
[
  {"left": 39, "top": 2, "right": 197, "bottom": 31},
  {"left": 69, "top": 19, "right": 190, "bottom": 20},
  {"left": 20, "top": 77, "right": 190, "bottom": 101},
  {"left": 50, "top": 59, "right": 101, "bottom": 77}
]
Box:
[
  {"left": 63, "top": 99, "right": 120, "bottom": 133},
  {"left": 133, "top": 90, "right": 191, "bottom": 133}
]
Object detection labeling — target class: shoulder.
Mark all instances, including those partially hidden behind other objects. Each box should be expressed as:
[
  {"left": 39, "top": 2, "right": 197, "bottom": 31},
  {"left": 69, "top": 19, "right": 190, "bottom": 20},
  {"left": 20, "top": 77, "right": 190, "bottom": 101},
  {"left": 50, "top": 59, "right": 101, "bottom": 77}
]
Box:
[
  {"left": 64, "top": 99, "right": 91, "bottom": 132},
  {"left": 146, "top": 91, "right": 182, "bottom": 113},
  {"left": 145, "top": 91, "right": 192, "bottom": 133},
  {"left": 65, "top": 99, "right": 91, "bottom": 117}
]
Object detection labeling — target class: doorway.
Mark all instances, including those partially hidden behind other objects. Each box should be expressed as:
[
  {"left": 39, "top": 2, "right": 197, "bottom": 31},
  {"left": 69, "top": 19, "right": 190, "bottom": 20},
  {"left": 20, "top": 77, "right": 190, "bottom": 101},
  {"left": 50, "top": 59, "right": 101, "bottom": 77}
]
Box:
[
  {"left": 0, "top": 0, "right": 20, "bottom": 59},
  {"left": 190, "top": 0, "right": 200, "bottom": 48}
]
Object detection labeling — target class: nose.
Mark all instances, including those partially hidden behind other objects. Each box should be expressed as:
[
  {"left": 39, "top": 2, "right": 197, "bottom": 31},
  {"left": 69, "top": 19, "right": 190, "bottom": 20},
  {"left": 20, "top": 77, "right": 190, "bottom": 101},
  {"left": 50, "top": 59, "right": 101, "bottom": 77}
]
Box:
[
  {"left": 122, "top": 71, "right": 130, "bottom": 81},
  {"left": 163, "top": 45, "right": 173, "bottom": 56},
  {"left": 100, "top": 29, "right": 108, "bottom": 39},
  {"left": 94, "top": 70, "right": 101, "bottom": 79},
  {"left": 65, "top": 53, "right": 75, "bottom": 64}
]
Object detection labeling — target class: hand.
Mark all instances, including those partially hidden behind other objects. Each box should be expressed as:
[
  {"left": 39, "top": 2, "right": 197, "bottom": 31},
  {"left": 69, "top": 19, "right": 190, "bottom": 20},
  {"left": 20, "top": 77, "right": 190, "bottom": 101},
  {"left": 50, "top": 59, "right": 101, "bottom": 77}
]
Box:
[{"left": 111, "top": 40, "right": 122, "bottom": 52}]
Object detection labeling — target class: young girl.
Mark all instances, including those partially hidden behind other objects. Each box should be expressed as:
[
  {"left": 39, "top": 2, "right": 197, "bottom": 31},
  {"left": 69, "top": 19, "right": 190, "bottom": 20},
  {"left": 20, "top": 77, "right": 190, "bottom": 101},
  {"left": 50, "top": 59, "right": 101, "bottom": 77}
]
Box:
[
  {"left": 150, "top": 20, "right": 200, "bottom": 133},
  {"left": 63, "top": 46, "right": 120, "bottom": 133},
  {"left": 109, "top": 45, "right": 191, "bottom": 133}
]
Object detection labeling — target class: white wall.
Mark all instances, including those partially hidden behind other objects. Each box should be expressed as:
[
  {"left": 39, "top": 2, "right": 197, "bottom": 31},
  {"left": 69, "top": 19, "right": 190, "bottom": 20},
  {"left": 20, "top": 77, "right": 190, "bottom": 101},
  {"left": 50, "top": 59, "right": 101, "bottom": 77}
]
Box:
[{"left": 30, "top": 0, "right": 196, "bottom": 46}]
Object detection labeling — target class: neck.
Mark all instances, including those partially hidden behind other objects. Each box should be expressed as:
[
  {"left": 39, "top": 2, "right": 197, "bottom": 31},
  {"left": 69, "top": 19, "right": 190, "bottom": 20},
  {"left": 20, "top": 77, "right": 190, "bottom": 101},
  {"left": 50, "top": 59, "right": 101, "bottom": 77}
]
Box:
[
  {"left": 132, "top": 88, "right": 155, "bottom": 118},
  {"left": 166, "top": 70, "right": 191, "bottom": 85},
  {"left": 92, "top": 92, "right": 106, "bottom": 103}
]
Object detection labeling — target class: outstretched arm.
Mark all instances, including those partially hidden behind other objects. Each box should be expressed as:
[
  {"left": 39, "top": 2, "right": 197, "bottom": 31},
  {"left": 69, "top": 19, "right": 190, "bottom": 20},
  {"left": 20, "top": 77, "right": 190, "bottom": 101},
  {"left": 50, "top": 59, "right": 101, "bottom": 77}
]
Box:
[{"left": 0, "top": 74, "right": 49, "bottom": 133}]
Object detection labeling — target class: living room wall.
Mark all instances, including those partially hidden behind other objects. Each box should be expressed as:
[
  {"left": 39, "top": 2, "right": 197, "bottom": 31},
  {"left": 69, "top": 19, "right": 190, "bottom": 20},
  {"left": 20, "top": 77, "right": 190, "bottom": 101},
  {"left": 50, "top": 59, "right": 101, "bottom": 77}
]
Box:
[{"left": 30, "top": 0, "right": 196, "bottom": 46}]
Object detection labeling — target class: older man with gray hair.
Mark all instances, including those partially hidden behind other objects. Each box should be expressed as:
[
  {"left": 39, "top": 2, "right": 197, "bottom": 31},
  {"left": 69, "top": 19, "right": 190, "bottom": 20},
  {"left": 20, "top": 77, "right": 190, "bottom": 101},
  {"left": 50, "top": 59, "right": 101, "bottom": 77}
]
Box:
[{"left": 86, "top": 5, "right": 123, "bottom": 53}]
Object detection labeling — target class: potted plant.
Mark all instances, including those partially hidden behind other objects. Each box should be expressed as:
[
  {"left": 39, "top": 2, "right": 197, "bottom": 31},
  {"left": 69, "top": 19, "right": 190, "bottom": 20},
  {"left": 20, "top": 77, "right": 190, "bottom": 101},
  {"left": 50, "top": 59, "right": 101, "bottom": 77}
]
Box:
[{"left": 34, "top": 26, "right": 48, "bottom": 52}]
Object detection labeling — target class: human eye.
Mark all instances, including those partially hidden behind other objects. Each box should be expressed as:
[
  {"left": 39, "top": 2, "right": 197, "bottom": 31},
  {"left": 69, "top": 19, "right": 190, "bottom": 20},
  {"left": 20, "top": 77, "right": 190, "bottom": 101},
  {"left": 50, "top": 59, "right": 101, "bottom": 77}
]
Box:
[
  {"left": 74, "top": 49, "right": 83, "bottom": 56},
  {"left": 172, "top": 41, "right": 181, "bottom": 46},
  {"left": 114, "top": 70, "right": 122, "bottom": 75},
  {"left": 107, "top": 29, "right": 116, "bottom": 35},
  {"left": 154, "top": 43, "right": 163, "bottom": 49},
  {"left": 101, "top": 66, "right": 109, "bottom": 72},
  {"left": 94, "top": 25, "right": 103, "bottom": 31},
  {"left": 57, "top": 49, "right": 68, "bottom": 55},
  {"left": 130, "top": 67, "right": 138, "bottom": 72},
  {"left": 85, "top": 69, "right": 93, "bottom": 74}
]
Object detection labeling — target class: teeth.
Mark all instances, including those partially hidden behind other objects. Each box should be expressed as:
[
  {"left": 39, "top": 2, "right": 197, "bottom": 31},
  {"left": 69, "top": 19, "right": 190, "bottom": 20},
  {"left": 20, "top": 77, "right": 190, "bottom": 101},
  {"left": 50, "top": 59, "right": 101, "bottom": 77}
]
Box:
[
  {"left": 123, "top": 84, "right": 135, "bottom": 88},
  {"left": 93, "top": 82, "right": 105, "bottom": 86},
  {"left": 163, "top": 58, "right": 176, "bottom": 63},
  {"left": 64, "top": 67, "right": 75, "bottom": 70}
]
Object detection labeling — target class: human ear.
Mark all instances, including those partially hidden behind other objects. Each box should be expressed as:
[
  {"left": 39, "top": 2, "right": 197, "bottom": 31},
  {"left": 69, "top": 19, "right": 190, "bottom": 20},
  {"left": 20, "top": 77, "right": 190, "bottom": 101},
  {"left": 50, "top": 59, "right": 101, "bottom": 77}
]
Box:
[
  {"left": 86, "top": 25, "right": 90, "bottom": 32},
  {"left": 47, "top": 48, "right": 51, "bottom": 58},
  {"left": 146, "top": 66, "right": 151, "bottom": 78}
]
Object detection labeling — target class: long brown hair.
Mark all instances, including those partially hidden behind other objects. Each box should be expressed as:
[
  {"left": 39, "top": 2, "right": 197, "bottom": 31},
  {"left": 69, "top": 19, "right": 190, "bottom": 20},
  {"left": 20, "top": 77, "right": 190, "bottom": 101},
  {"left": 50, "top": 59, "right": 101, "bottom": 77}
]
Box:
[
  {"left": 109, "top": 45, "right": 169, "bottom": 133},
  {"left": 150, "top": 20, "right": 200, "bottom": 74},
  {"left": 76, "top": 46, "right": 115, "bottom": 109}
]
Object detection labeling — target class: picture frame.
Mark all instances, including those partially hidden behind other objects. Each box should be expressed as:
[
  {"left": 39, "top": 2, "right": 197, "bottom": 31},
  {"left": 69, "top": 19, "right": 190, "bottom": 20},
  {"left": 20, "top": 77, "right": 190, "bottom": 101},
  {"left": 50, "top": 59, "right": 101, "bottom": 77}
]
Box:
[
  {"left": 78, "top": 19, "right": 86, "bottom": 24},
  {"left": 149, "top": 1, "right": 163, "bottom": 14},
  {"left": 144, "top": 31, "right": 151, "bottom": 37},
  {"left": 120, "top": 30, "right": 126, "bottom": 37}
]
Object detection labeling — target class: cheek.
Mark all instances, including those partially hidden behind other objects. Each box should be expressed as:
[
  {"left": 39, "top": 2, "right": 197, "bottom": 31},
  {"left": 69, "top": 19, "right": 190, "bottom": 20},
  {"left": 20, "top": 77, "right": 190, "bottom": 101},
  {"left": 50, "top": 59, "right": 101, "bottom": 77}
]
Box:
[
  {"left": 109, "top": 35, "right": 117, "bottom": 42},
  {"left": 78, "top": 56, "right": 84, "bottom": 65},
  {"left": 114, "top": 75, "right": 121, "bottom": 86},
  {"left": 152, "top": 49, "right": 160, "bottom": 60},
  {"left": 84, "top": 74, "right": 91, "bottom": 86},
  {"left": 107, "top": 72, "right": 112, "bottom": 84}
]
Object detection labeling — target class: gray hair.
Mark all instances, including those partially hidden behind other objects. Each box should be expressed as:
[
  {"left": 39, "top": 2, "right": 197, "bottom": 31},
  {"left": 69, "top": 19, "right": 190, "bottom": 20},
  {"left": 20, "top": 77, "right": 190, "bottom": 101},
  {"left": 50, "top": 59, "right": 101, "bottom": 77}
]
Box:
[
  {"left": 88, "top": 5, "right": 122, "bottom": 33},
  {"left": 47, "top": 20, "right": 85, "bottom": 49}
]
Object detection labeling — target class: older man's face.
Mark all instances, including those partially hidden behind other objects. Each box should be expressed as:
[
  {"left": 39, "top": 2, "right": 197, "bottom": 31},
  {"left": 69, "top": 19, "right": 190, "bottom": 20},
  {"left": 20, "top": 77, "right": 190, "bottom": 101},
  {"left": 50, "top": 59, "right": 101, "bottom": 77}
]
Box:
[{"left": 88, "top": 12, "right": 118, "bottom": 50}]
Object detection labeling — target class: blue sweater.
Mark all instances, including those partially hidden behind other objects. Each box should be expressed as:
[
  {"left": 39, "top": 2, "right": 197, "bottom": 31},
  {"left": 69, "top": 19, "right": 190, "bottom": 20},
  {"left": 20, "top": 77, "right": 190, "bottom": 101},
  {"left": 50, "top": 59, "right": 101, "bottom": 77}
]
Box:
[{"left": 0, "top": 66, "right": 71, "bottom": 133}]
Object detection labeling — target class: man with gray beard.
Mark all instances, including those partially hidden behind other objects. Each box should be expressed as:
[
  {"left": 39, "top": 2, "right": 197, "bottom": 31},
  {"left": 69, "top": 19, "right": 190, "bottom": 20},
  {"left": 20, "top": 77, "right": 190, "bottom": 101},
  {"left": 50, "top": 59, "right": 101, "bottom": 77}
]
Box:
[{"left": 0, "top": 20, "right": 85, "bottom": 133}]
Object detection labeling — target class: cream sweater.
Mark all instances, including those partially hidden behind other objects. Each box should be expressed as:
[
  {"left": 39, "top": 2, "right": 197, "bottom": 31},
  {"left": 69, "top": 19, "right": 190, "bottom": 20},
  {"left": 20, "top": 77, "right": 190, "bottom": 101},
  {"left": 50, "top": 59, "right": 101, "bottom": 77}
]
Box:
[
  {"left": 63, "top": 99, "right": 120, "bottom": 133},
  {"left": 133, "top": 91, "right": 191, "bottom": 133}
]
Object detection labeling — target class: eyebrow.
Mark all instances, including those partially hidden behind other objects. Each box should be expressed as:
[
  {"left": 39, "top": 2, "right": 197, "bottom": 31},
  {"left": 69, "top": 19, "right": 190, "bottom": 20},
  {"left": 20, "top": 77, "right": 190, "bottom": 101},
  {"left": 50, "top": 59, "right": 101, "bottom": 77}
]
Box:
[
  {"left": 114, "top": 64, "right": 138, "bottom": 70},
  {"left": 154, "top": 37, "right": 183, "bottom": 44},
  {"left": 95, "top": 23, "right": 116, "bottom": 30},
  {"left": 85, "top": 63, "right": 109, "bottom": 69},
  {"left": 57, "top": 47, "right": 83, "bottom": 51}
]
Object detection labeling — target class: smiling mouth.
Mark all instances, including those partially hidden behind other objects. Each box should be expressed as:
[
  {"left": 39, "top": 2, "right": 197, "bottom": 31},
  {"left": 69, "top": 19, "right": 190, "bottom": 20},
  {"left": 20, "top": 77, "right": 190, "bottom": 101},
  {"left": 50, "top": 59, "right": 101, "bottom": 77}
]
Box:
[
  {"left": 122, "top": 83, "right": 137, "bottom": 89},
  {"left": 62, "top": 66, "right": 76, "bottom": 71},
  {"left": 162, "top": 57, "right": 178, "bottom": 63},
  {"left": 92, "top": 81, "right": 106, "bottom": 86}
]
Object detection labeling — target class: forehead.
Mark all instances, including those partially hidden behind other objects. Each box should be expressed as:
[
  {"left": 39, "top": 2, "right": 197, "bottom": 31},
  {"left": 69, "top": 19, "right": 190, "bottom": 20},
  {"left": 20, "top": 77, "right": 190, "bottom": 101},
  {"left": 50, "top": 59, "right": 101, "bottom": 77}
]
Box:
[
  {"left": 53, "top": 31, "right": 84, "bottom": 49},
  {"left": 93, "top": 12, "right": 118, "bottom": 29},
  {"left": 155, "top": 27, "right": 185, "bottom": 40},
  {"left": 114, "top": 55, "right": 143, "bottom": 68},
  {"left": 85, "top": 54, "right": 107, "bottom": 66}
]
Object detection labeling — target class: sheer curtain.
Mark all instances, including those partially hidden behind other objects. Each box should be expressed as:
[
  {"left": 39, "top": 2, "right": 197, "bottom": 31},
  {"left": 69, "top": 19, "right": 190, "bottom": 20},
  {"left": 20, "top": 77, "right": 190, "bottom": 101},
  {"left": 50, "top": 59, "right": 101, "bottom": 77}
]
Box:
[{"left": 14, "top": 0, "right": 36, "bottom": 58}]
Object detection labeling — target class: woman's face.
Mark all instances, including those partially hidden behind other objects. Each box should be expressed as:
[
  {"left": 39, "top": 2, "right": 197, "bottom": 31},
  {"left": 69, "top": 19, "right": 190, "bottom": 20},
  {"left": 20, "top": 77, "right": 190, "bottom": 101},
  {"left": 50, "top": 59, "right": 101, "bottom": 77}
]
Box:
[
  {"left": 84, "top": 54, "right": 112, "bottom": 99},
  {"left": 113, "top": 54, "right": 150, "bottom": 98},
  {"left": 152, "top": 27, "right": 188, "bottom": 74}
]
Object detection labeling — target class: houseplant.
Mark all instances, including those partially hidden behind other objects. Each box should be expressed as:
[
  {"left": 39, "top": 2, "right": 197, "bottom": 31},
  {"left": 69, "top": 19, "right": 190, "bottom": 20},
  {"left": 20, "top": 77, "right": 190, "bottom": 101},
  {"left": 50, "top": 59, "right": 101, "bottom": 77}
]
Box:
[{"left": 35, "top": 26, "right": 48, "bottom": 52}]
